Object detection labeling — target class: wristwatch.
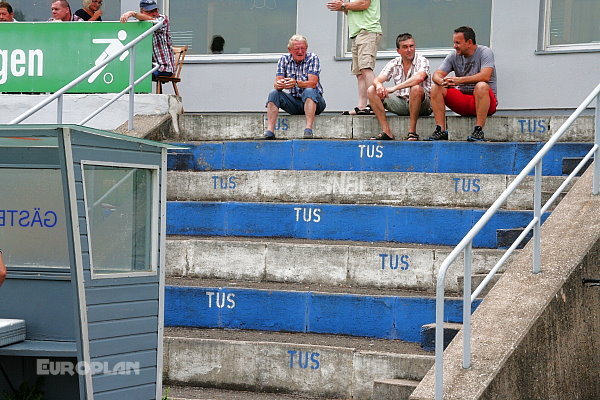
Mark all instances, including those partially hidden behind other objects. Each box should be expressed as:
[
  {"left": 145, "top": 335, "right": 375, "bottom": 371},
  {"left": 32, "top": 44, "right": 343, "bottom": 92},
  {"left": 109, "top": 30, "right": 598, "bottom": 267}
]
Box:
[{"left": 341, "top": 3, "right": 346, "bottom": 11}]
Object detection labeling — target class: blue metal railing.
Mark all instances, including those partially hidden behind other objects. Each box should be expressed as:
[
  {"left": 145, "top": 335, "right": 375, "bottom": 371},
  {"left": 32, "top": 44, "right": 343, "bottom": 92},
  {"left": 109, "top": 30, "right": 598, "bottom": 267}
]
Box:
[
  {"left": 434, "top": 81, "right": 600, "bottom": 400},
  {"left": 9, "top": 20, "right": 164, "bottom": 131}
]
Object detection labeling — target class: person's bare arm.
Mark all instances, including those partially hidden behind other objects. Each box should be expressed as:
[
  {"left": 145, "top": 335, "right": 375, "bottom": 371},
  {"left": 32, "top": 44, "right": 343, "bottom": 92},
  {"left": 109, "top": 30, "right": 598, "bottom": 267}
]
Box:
[
  {"left": 120, "top": 10, "right": 153, "bottom": 22},
  {"left": 441, "top": 67, "right": 493, "bottom": 87},
  {"left": 326, "top": 0, "right": 371, "bottom": 12},
  {"left": 297, "top": 74, "right": 319, "bottom": 89}
]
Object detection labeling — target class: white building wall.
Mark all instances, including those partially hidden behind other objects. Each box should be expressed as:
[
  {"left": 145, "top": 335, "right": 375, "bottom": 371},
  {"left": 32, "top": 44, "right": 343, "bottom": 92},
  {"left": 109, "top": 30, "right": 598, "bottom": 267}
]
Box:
[{"left": 164, "top": 0, "right": 598, "bottom": 113}]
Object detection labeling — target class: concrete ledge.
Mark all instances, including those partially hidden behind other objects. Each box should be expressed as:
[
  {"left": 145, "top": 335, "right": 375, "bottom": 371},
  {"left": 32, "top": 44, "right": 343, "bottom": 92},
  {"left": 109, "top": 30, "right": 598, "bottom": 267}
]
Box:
[
  {"left": 168, "top": 113, "right": 595, "bottom": 142},
  {"left": 167, "top": 170, "right": 572, "bottom": 210},
  {"left": 164, "top": 336, "right": 434, "bottom": 399},
  {"left": 1, "top": 93, "right": 181, "bottom": 131},
  {"left": 411, "top": 166, "right": 600, "bottom": 399},
  {"left": 166, "top": 237, "right": 512, "bottom": 292}
]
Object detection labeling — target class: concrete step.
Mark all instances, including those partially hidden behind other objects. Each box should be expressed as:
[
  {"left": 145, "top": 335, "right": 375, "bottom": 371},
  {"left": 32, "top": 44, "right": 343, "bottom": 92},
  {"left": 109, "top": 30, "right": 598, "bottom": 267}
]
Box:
[
  {"left": 372, "top": 378, "right": 420, "bottom": 400},
  {"left": 167, "top": 170, "right": 573, "bottom": 211},
  {"left": 163, "top": 327, "right": 434, "bottom": 400},
  {"left": 166, "top": 202, "right": 549, "bottom": 248},
  {"left": 167, "top": 140, "right": 593, "bottom": 176},
  {"left": 168, "top": 113, "right": 595, "bottom": 142},
  {"left": 165, "top": 385, "right": 331, "bottom": 399},
  {"left": 164, "top": 279, "right": 480, "bottom": 342},
  {"left": 166, "top": 237, "right": 512, "bottom": 293}
]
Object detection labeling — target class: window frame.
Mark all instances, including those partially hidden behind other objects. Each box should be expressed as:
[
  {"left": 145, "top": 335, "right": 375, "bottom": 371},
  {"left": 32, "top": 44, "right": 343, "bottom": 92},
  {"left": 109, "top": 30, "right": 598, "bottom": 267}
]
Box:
[
  {"left": 81, "top": 160, "right": 160, "bottom": 279},
  {"left": 163, "top": 0, "right": 299, "bottom": 63},
  {"left": 333, "top": 7, "right": 472, "bottom": 61},
  {"left": 537, "top": 0, "right": 600, "bottom": 54}
]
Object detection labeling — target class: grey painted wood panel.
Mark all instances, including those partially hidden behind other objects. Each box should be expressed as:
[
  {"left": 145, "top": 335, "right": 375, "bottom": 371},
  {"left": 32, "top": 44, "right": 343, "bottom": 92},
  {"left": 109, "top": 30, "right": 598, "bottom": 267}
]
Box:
[
  {"left": 86, "top": 284, "right": 158, "bottom": 305},
  {"left": 93, "top": 382, "right": 156, "bottom": 400},
  {"left": 0, "top": 148, "right": 60, "bottom": 166},
  {"left": 93, "top": 367, "right": 157, "bottom": 393},
  {"left": 89, "top": 333, "right": 157, "bottom": 358},
  {"left": 87, "top": 300, "right": 158, "bottom": 322},
  {"left": 71, "top": 131, "right": 163, "bottom": 154},
  {"left": 88, "top": 316, "right": 158, "bottom": 340},
  {"left": 72, "top": 146, "right": 161, "bottom": 167},
  {"left": 0, "top": 279, "right": 76, "bottom": 341},
  {"left": 93, "top": 349, "right": 157, "bottom": 370}
]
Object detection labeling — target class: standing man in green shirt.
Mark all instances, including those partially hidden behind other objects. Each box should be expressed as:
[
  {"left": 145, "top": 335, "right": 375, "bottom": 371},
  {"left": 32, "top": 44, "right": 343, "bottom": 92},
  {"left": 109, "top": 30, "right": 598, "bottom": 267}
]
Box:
[{"left": 327, "top": 0, "right": 381, "bottom": 115}]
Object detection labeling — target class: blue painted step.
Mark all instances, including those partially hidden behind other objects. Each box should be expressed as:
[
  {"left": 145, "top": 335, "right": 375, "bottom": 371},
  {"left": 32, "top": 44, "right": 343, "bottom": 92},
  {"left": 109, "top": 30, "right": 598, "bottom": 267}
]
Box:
[
  {"left": 167, "top": 141, "right": 593, "bottom": 175},
  {"left": 165, "top": 286, "right": 481, "bottom": 343},
  {"left": 166, "top": 202, "right": 550, "bottom": 248}
]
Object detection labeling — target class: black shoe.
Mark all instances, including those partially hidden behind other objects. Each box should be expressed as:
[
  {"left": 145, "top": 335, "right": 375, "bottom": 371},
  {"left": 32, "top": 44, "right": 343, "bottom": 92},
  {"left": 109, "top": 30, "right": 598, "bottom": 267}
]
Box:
[
  {"left": 426, "top": 126, "right": 448, "bottom": 141},
  {"left": 263, "top": 130, "right": 275, "bottom": 140},
  {"left": 467, "top": 126, "right": 486, "bottom": 142}
]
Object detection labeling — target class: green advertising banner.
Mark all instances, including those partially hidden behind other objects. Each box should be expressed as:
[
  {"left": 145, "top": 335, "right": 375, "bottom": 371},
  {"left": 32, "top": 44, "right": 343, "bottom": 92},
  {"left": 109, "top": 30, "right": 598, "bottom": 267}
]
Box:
[{"left": 0, "top": 22, "right": 153, "bottom": 93}]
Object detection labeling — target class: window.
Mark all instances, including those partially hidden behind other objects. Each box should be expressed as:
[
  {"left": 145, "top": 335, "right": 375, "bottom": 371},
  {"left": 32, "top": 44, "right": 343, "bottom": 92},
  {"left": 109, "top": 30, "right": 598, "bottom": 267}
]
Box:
[
  {"left": 7, "top": 0, "right": 122, "bottom": 21},
  {"left": 543, "top": 0, "right": 599, "bottom": 50},
  {"left": 0, "top": 168, "right": 69, "bottom": 269},
  {"left": 82, "top": 163, "right": 157, "bottom": 277},
  {"left": 166, "top": 0, "right": 298, "bottom": 56},
  {"left": 343, "top": 0, "right": 492, "bottom": 55}
]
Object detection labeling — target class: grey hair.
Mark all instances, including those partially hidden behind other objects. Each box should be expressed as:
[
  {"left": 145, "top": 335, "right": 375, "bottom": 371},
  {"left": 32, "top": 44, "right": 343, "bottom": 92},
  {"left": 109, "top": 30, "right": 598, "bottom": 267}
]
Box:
[{"left": 287, "top": 34, "right": 308, "bottom": 49}]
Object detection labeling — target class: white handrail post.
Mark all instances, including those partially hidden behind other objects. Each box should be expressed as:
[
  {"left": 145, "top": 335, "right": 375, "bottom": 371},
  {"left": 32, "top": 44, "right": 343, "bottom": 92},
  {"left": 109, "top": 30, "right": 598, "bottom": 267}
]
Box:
[
  {"left": 435, "top": 267, "right": 446, "bottom": 400},
  {"left": 128, "top": 46, "right": 136, "bottom": 132},
  {"left": 57, "top": 94, "right": 63, "bottom": 124},
  {"left": 462, "top": 241, "right": 472, "bottom": 369},
  {"left": 533, "top": 160, "right": 542, "bottom": 274},
  {"left": 594, "top": 94, "right": 600, "bottom": 195}
]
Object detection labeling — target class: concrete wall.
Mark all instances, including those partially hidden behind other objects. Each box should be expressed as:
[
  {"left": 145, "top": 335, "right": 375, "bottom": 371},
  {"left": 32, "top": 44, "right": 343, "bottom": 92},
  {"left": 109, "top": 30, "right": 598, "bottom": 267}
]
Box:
[
  {"left": 0, "top": 94, "right": 180, "bottom": 131},
  {"left": 411, "top": 166, "right": 600, "bottom": 399},
  {"left": 170, "top": 0, "right": 599, "bottom": 112}
]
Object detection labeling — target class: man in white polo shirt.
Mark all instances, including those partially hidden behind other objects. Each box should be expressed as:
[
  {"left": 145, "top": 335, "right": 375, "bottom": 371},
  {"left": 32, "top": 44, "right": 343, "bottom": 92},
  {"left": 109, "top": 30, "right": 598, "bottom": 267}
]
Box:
[{"left": 367, "top": 33, "right": 431, "bottom": 141}]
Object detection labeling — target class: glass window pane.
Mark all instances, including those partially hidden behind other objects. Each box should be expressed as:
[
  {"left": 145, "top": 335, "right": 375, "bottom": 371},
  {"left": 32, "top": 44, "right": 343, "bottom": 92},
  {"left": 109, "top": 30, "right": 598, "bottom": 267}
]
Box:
[
  {"left": 0, "top": 169, "right": 69, "bottom": 268},
  {"left": 549, "top": 0, "right": 600, "bottom": 45},
  {"left": 359, "top": 0, "right": 491, "bottom": 52},
  {"left": 8, "top": 0, "right": 122, "bottom": 22},
  {"left": 169, "top": 0, "right": 297, "bottom": 55},
  {"left": 83, "top": 165, "right": 155, "bottom": 276}
]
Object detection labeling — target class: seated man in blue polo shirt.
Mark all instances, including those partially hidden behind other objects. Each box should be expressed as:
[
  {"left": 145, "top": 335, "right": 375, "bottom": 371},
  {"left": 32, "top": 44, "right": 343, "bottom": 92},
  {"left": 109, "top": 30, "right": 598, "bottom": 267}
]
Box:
[{"left": 263, "top": 34, "right": 326, "bottom": 140}]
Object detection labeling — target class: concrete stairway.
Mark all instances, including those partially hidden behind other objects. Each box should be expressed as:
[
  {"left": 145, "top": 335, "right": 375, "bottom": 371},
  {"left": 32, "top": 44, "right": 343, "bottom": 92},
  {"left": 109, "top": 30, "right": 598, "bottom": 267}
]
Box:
[{"left": 161, "top": 113, "right": 593, "bottom": 400}]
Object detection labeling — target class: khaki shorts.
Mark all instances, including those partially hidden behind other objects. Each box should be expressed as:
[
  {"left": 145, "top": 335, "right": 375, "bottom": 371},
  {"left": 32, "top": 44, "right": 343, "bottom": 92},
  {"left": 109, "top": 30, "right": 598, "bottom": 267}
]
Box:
[
  {"left": 351, "top": 30, "right": 382, "bottom": 75},
  {"left": 383, "top": 94, "right": 432, "bottom": 116}
]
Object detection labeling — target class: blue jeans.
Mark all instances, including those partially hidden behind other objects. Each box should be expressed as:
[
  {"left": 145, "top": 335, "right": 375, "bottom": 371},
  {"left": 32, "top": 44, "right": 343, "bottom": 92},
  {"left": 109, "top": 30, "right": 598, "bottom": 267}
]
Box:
[
  {"left": 152, "top": 70, "right": 173, "bottom": 81},
  {"left": 266, "top": 88, "right": 326, "bottom": 115}
]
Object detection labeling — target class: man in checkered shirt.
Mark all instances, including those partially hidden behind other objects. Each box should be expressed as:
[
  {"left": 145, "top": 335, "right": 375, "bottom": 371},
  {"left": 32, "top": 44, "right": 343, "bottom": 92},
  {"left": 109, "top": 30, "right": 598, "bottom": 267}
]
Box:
[
  {"left": 263, "top": 34, "right": 326, "bottom": 140},
  {"left": 120, "top": 0, "right": 175, "bottom": 81},
  {"left": 367, "top": 33, "right": 432, "bottom": 141}
]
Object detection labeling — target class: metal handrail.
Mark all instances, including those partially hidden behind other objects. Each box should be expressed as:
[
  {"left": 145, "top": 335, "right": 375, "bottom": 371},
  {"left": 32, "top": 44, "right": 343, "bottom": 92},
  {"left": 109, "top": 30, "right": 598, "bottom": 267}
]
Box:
[
  {"left": 9, "top": 20, "right": 164, "bottom": 130},
  {"left": 434, "top": 81, "right": 600, "bottom": 400}
]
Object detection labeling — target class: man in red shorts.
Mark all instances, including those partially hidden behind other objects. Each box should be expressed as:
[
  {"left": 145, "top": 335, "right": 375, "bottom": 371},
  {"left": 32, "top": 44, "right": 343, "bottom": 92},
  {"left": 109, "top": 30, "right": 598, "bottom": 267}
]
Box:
[{"left": 428, "top": 26, "right": 497, "bottom": 142}]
